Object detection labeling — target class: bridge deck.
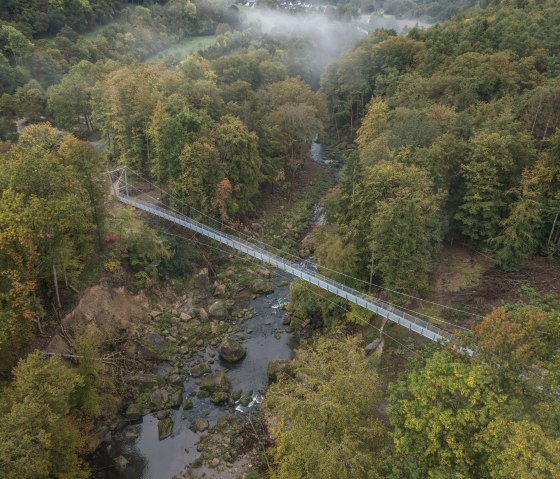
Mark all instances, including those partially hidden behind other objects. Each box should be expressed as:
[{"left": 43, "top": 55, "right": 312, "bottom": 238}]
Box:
[{"left": 116, "top": 192, "right": 453, "bottom": 343}]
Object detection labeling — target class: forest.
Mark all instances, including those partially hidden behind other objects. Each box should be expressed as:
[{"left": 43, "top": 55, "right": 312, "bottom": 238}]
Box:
[{"left": 0, "top": 0, "right": 559, "bottom": 478}]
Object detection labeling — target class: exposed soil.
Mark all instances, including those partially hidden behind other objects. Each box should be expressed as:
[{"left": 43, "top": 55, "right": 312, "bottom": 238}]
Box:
[{"left": 430, "top": 244, "right": 560, "bottom": 318}]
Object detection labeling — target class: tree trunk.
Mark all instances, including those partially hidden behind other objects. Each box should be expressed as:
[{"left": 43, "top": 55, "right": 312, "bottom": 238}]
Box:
[{"left": 53, "top": 262, "right": 61, "bottom": 308}]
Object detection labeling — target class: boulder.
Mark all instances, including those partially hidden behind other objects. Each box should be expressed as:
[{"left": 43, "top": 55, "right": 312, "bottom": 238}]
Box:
[
  {"left": 200, "top": 371, "right": 230, "bottom": 393},
  {"left": 150, "top": 388, "right": 169, "bottom": 410},
  {"left": 213, "top": 283, "right": 226, "bottom": 297},
  {"left": 193, "top": 268, "right": 209, "bottom": 286},
  {"left": 183, "top": 399, "right": 194, "bottom": 410},
  {"left": 196, "top": 308, "right": 208, "bottom": 321},
  {"left": 208, "top": 300, "right": 227, "bottom": 318},
  {"left": 191, "top": 418, "right": 209, "bottom": 432},
  {"left": 179, "top": 312, "right": 191, "bottom": 322},
  {"left": 167, "top": 373, "right": 185, "bottom": 387},
  {"left": 129, "top": 373, "right": 162, "bottom": 392},
  {"left": 124, "top": 403, "right": 143, "bottom": 421},
  {"left": 218, "top": 338, "right": 246, "bottom": 363},
  {"left": 251, "top": 278, "right": 274, "bottom": 294},
  {"left": 211, "top": 391, "right": 229, "bottom": 404},
  {"left": 365, "top": 337, "right": 384, "bottom": 356},
  {"left": 210, "top": 458, "right": 220, "bottom": 468},
  {"left": 267, "top": 359, "right": 292, "bottom": 382},
  {"left": 158, "top": 417, "right": 173, "bottom": 440},
  {"left": 169, "top": 388, "right": 183, "bottom": 408},
  {"left": 114, "top": 456, "right": 129, "bottom": 472},
  {"left": 150, "top": 310, "right": 163, "bottom": 319},
  {"left": 137, "top": 333, "right": 167, "bottom": 360},
  {"left": 191, "top": 362, "right": 211, "bottom": 377}
]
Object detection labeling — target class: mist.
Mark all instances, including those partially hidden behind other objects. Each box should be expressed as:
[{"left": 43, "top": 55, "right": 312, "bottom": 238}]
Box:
[{"left": 239, "top": 7, "right": 432, "bottom": 87}]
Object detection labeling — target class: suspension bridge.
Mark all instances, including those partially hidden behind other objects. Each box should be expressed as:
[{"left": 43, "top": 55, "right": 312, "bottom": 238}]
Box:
[{"left": 108, "top": 166, "right": 467, "bottom": 344}]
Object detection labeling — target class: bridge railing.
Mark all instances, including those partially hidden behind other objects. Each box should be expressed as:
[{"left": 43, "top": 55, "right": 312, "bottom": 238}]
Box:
[{"left": 117, "top": 193, "right": 453, "bottom": 343}]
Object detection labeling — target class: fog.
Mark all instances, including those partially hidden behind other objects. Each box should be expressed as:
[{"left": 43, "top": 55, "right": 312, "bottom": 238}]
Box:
[{"left": 240, "top": 8, "right": 432, "bottom": 86}]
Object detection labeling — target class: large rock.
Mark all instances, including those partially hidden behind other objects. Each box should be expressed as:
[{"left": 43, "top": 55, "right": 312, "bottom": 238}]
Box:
[
  {"left": 125, "top": 403, "right": 143, "bottom": 421},
  {"left": 191, "top": 418, "right": 209, "bottom": 432},
  {"left": 137, "top": 333, "right": 167, "bottom": 360},
  {"left": 251, "top": 278, "right": 274, "bottom": 294},
  {"left": 211, "top": 391, "right": 229, "bottom": 404},
  {"left": 267, "top": 359, "right": 292, "bottom": 382},
  {"left": 191, "top": 362, "right": 211, "bottom": 377},
  {"left": 129, "top": 373, "right": 162, "bottom": 392},
  {"left": 193, "top": 268, "right": 209, "bottom": 286},
  {"left": 218, "top": 338, "right": 246, "bottom": 363},
  {"left": 208, "top": 300, "right": 227, "bottom": 318},
  {"left": 158, "top": 417, "right": 173, "bottom": 440},
  {"left": 114, "top": 456, "right": 129, "bottom": 472},
  {"left": 200, "top": 371, "right": 230, "bottom": 393}
]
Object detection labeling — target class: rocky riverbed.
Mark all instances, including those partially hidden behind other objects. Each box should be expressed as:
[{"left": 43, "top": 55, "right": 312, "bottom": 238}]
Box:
[{"left": 90, "top": 268, "right": 296, "bottom": 479}]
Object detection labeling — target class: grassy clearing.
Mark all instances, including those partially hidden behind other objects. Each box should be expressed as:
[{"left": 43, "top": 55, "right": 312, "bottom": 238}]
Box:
[{"left": 144, "top": 35, "right": 216, "bottom": 63}]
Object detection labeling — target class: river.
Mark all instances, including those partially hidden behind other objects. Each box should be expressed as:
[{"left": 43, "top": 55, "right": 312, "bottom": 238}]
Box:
[{"left": 91, "top": 274, "right": 296, "bottom": 479}]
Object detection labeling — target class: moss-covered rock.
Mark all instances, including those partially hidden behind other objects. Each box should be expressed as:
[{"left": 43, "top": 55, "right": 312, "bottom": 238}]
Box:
[
  {"left": 267, "top": 359, "right": 292, "bottom": 382},
  {"left": 191, "top": 418, "right": 209, "bottom": 432},
  {"left": 218, "top": 338, "right": 246, "bottom": 363},
  {"left": 200, "top": 371, "right": 230, "bottom": 393},
  {"left": 211, "top": 391, "right": 230, "bottom": 404},
  {"left": 158, "top": 417, "right": 173, "bottom": 440}
]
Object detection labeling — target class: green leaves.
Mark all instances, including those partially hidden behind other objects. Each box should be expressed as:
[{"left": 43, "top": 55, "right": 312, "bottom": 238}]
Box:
[{"left": 265, "top": 336, "right": 385, "bottom": 479}]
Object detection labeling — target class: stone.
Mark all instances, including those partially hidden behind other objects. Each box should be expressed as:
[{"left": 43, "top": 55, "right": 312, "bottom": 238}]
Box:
[
  {"left": 158, "top": 417, "right": 173, "bottom": 440},
  {"left": 125, "top": 430, "right": 139, "bottom": 439},
  {"left": 114, "top": 455, "right": 129, "bottom": 472},
  {"left": 232, "top": 389, "right": 242, "bottom": 401},
  {"left": 282, "top": 314, "right": 292, "bottom": 325},
  {"left": 200, "top": 371, "right": 230, "bottom": 393},
  {"left": 208, "top": 300, "right": 227, "bottom": 318},
  {"left": 193, "top": 268, "right": 209, "bottom": 286},
  {"left": 251, "top": 278, "right": 273, "bottom": 294},
  {"left": 150, "top": 388, "right": 169, "bottom": 410},
  {"left": 365, "top": 338, "right": 384, "bottom": 355},
  {"left": 155, "top": 409, "right": 170, "bottom": 420},
  {"left": 137, "top": 333, "right": 167, "bottom": 360},
  {"left": 169, "top": 388, "right": 183, "bottom": 408},
  {"left": 129, "top": 373, "right": 162, "bottom": 392},
  {"left": 150, "top": 310, "right": 163, "bottom": 319},
  {"left": 239, "top": 395, "right": 252, "bottom": 407},
  {"left": 124, "top": 403, "right": 143, "bottom": 421},
  {"left": 211, "top": 391, "right": 229, "bottom": 404},
  {"left": 267, "top": 359, "right": 292, "bottom": 382},
  {"left": 196, "top": 308, "right": 208, "bottom": 321},
  {"left": 180, "top": 312, "right": 191, "bottom": 322},
  {"left": 191, "top": 362, "right": 211, "bottom": 377},
  {"left": 191, "top": 418, "right": 209, "bottom": 432},
  {"left": 183, "top": 399, "right": 194, "bottom": 410},
  {"left": 218, "top": 338, "right": 246, "bottom": 363},
  {"left": 197, "top": 390, "right": 210, "bottom": 399},
  {"left": 210, "top": 458, "right": 220, "bottom": 468},
  {"left": 213, "top": 283, "right": 226, "bottom": 297},
  {"left": 167, "top": 373, "right": 184, "bottom": 386}
]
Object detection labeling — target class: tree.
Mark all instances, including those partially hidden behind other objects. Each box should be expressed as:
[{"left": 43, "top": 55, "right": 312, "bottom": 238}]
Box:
[
  {"left": 346, "top": 160, "right": 444, "bottom": 293},
  {"left": 214, "top": 115, "right": 262, "bottom": 215},
  {"left": 47, "top": 61, "right": 98, "bottom": 132},
  {"left": 456, "top": 131, "right": 515, "bottom": 243},
  {"left": 0, "top": 124, "right": 93, "bottom": 310},
  {"left": 387, "top": 350, "right": 507, "bottom": 479},
  {"left": 58, "top": 134, "right": 106, "bottom": 247},
  {"left": 0, "top": 352, "right": 89, "bottom": 479},
  {"left": 265, "top": 336, "right": 386, "bottom": 479}
]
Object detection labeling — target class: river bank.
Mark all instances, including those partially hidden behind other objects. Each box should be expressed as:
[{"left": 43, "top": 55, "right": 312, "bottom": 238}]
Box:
[{"left": 85, "top": 144, "right": 333, "bottom": 478}]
